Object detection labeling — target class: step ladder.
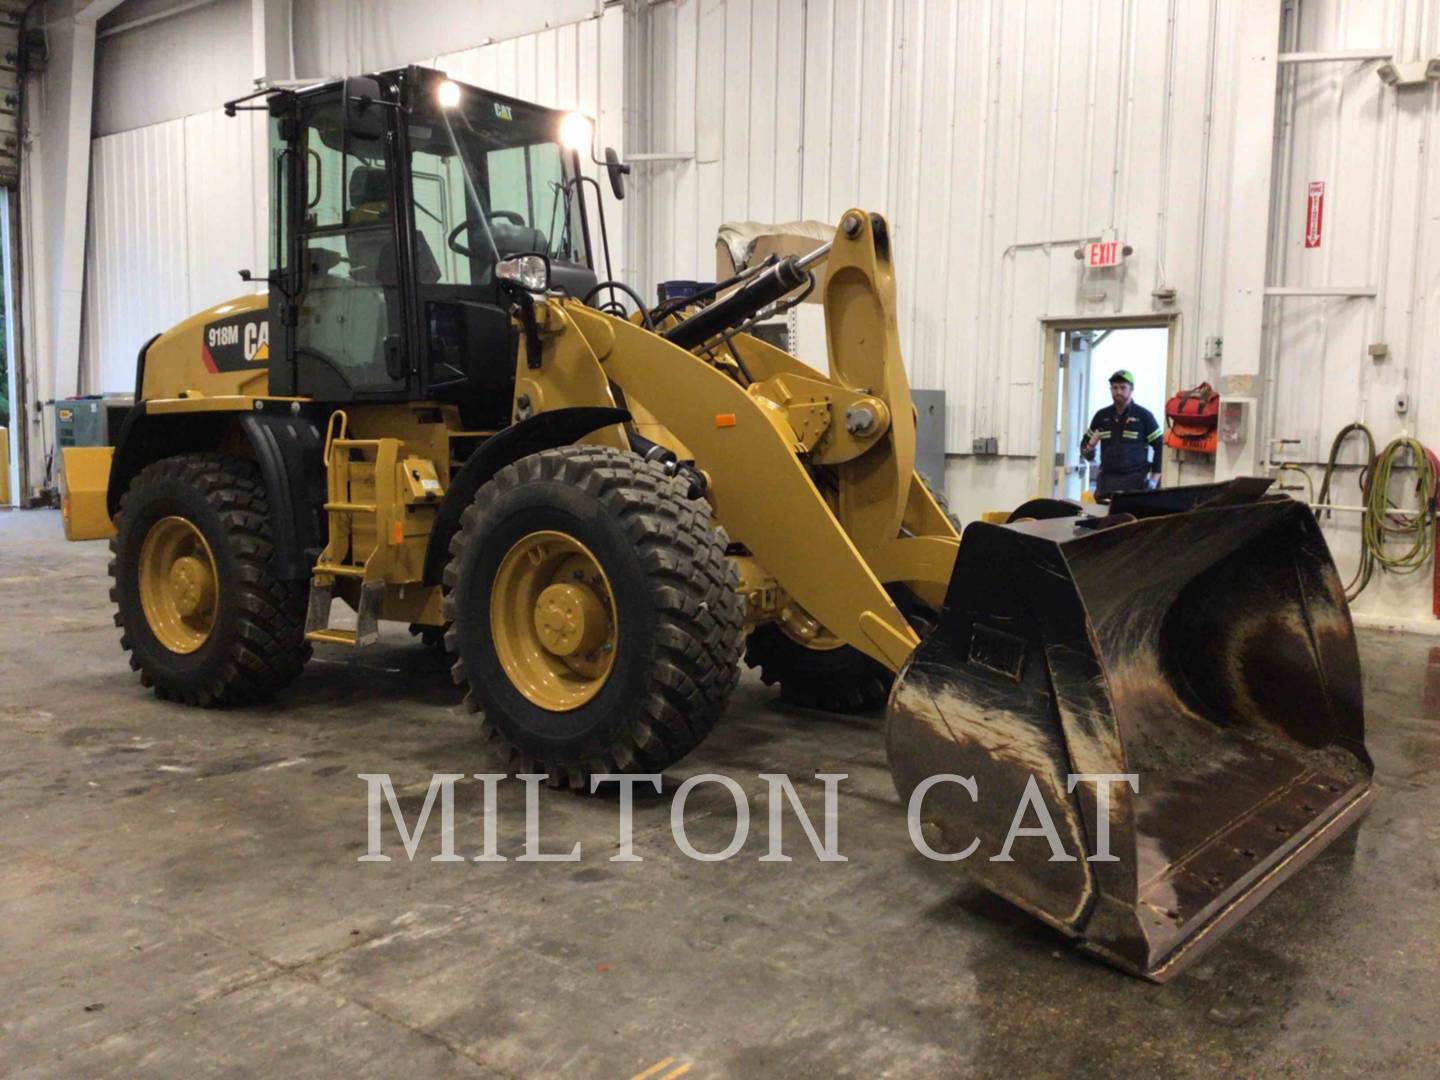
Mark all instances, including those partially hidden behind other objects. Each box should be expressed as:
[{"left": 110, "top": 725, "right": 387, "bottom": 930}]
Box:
[{"left": 305, "top": 411, "right": 403, "bottom": 648}]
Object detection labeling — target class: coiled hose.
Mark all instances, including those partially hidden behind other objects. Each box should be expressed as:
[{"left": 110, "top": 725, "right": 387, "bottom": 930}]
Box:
[
  {"left": 1318, "top": 424, "right": 1377, "bottom": 598},
  {"left": 1363, "top": 437, "right": 1437, "bottom": 580},
  {"left": 1319, "top": 423, "right": 1438, "bottom": 600}
]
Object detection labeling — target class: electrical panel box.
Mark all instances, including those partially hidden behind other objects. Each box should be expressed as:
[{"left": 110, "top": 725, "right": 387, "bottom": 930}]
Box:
[
  {"left": 747, "top": 320, "right": 793, "bottom": 356},
  {"left": 912, "top": 389, "right": 946, "bottom": 485},
  {"left": 1214, "top": 396, "right": 1257, "bottom": 481},
  {"left": 53, "top": 396, "right": 134, "bottom": 449}
]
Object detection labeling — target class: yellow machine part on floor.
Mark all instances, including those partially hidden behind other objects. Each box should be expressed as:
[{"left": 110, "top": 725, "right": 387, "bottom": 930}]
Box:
[{"left": 60, "top": 447, "right": 117, "bottom": 541}]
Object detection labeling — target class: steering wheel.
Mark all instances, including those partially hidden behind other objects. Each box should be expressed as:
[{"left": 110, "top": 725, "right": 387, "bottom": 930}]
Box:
[{"left": 447, "top": 211, "right": 529, "bottom": 257}]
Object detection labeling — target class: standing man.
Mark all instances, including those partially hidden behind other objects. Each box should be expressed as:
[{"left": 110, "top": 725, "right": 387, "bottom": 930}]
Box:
[{"left": 1081, "top": 370, "right": 1163, "bottom": 500}]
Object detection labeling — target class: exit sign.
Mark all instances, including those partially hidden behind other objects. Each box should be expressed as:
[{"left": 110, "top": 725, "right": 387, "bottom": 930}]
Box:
[{"left": 1086, "top": 241, "right": 1123, "bottom": 268}]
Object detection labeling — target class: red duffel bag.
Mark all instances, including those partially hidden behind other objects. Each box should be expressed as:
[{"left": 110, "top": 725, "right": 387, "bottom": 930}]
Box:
[{"left": 1164, "top": 382, "right": 1220, "bottom": 454}]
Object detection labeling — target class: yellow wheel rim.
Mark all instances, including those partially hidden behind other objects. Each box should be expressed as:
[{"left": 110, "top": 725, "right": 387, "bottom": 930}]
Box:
[
  {"left": 490, "top": 530, "right": 618, "bottom": 711},
  {"left": 138, "top": 516, "right": 219, "bottom": 654},
  {"left": 778, "top": 603, "right": 845, "bottom": 652}
]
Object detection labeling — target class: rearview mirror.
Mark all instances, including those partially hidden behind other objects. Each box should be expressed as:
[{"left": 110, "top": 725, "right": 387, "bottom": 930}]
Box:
[
  {"left": 604, "top": 147, "right": 630, "bottom": 201},
  {"left": 344, "top": 76, "right": 386, "bottom": 141}
]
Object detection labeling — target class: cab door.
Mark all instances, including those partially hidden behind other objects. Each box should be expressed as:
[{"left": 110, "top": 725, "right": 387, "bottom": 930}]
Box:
[{"left": 276, "top": 90, "right": 412, "bottom": 401}]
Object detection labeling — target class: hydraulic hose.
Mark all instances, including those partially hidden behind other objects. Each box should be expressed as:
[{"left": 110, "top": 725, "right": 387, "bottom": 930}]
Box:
[
  {"left": 583, "top": 281, "right": 655, "bottom": 329},
  {"left": 662, "top": 256, "right": 811, "bottom": 352}
]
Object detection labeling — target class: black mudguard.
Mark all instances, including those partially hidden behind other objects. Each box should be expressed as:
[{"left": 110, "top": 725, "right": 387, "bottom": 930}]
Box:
[{"left": 107, "top": 403, "right": 325, "bottom": 581}]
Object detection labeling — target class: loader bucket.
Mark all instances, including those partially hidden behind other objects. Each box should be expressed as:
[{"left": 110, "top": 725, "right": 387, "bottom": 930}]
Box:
[{"left": 887, "top": 482, "right": 1372, "bottom": 980}]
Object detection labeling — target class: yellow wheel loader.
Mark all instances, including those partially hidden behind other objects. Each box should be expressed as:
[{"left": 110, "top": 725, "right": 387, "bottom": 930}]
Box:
[{"left": 73, "top": 66, "right": 1372, "bottom": 980}]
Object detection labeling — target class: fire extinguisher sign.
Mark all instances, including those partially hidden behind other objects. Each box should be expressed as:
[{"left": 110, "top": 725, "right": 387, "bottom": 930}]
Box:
[{"left": 1305, "top": 181, "right": 1325, "bottom": 249}]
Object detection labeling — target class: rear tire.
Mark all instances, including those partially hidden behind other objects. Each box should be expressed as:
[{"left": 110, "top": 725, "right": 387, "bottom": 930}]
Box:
[
  {"left": 745, "top": 623, "right": 893, "bottom": 713},
  {"left": 409, "top": 622, "right": 449, "bottom": 651},
  {"left": 443, "top": 446, "right": 744, "bottom": 787},
  {"left": 110, "top": 452, "right": 310, "bottom": 706},
  {"left": 746, "top": 475, "right": 955, "bottom": 715}
]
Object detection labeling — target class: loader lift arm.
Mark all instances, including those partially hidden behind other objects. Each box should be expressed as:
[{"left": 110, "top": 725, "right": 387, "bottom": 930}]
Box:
[{"left": 521, "top": 210, "right": 959, "bottom": 672}]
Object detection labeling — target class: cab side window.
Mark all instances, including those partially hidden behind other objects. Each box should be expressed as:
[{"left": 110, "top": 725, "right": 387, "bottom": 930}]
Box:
[{"left": 294, "top": 98, "right": 403, "bottom": 393}]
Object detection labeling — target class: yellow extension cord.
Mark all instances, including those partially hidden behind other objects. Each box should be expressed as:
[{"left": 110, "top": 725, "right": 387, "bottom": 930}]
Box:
[
  {"left": 1317, "top": 424, "right": 1436, "bottom": 601},
  {"left": 1363, "top": 436, "right": 1436, "bottom": 577}
]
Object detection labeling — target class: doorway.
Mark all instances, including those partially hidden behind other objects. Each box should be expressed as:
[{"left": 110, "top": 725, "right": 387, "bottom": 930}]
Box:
[{"left": 1039, "top": 318, "right": 1174, "bottom": 501}]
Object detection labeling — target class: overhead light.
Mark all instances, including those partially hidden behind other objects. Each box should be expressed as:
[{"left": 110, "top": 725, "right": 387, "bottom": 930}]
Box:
[
  {"left": 559, "top": 112, "right": 594, "bottom": 153},
  {"left": 437, "top": 80, "right": 461, "bottom": 109},
  {"left": 1376, "top": 60, "right": 1429, "bottom": 87}
]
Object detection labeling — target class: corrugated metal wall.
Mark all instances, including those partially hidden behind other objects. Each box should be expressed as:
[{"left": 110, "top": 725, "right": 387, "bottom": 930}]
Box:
[
  {"left": 630, "top": 0, "right": 1440, "bottom": 621},
  {"left": 93, "top": 0, "right": 254, "bottom": 137},
  {"left": 630, "top": 0, "right": 1233, "bottom": 463},
  {"left": 1268, "top": 0, "right": 1440, "bottom": 461},
  {"left": 1263, "top": 0, "right": 1440, "bottom": 619},
  {"left": 292, "top": 0, "right": 604, "bottom": 81},
  {"left": 83, "top": 111, "right": 267, "bottom": 393}
]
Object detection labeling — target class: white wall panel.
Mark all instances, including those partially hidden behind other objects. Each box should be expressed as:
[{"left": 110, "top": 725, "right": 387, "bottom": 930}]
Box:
[
  {"left": 633, "top": 0, "right": 1228, "bottom": 460},
  {"left": 629, "top": 0, "right": 1440, "bottom": 620},
  {"left": 94, "top": 0, "right": 253, "bottom": 136},
  {"left": 292, "top": 0, "right": 603, "bottom": 79},
  {"left": 83, "top": 108, "right": 265, "bottom": 393},
  {"left": 1260, "top": 0, "right": 1440, "bottom": 621}
]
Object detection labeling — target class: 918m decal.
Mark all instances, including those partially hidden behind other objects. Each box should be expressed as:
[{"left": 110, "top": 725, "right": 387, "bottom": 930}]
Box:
[{"left": 201, "top": 312, "right": 270, "bottom": 373}]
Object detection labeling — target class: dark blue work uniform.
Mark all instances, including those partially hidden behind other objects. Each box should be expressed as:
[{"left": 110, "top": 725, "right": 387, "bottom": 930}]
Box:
[{"left": 1082, "top": 403, "right": 1162, "bottom": 497}]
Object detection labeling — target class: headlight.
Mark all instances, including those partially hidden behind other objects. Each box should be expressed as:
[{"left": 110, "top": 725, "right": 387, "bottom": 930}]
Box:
[
  {"left": 559, "top": 112, "right": 593, "bottom": 153},
  {"left": 496, "top": 254, "right": 550, "bottom": 293},
  {"left": 437, "top": 80, "right": 461, "bottom": 109}
]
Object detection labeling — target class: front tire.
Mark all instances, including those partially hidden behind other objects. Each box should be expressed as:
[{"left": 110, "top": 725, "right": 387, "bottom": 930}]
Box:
[
  {"left": 110, "top": 452, "right": 310, "bottom": 706},
  {"left": 443, "top": 446, "right": 744, "bottom": 787}
]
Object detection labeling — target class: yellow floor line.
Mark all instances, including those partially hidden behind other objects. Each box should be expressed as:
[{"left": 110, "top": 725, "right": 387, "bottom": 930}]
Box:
[
  {"left": 657, "top": 1065, "right": 691, "bottom": 1080},
  {"left": 628, "top": 1058, "right": 676, "bottom": 1080}
]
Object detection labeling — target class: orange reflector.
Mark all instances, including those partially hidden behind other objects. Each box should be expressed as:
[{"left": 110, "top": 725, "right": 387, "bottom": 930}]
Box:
[
  {"left": 391, "top": 521, "right": 404, "bottom": 545},
  {"left": 62, "top": 497, "right": 70, "bottom": 520},
  {"left": 715, "top": 413, "right": 737, "bottom": 428}
]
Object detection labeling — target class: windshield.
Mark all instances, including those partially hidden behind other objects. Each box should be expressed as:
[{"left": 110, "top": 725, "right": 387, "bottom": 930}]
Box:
[{"left": 407, "top": 79, "right": 588, "bottom": 287}]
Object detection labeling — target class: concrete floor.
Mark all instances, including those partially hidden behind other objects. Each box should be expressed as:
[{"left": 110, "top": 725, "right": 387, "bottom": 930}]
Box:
[{"left": 1, "top": 507, "right": 1437, "bottom": 1078}]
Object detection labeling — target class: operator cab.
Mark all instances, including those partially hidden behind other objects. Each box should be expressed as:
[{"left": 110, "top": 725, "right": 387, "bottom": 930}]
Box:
[{"left": 260, "top": 66, "right": 602, "bottom": 428}]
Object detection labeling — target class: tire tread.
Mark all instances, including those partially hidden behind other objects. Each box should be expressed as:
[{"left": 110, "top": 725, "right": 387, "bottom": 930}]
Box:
[
  {"left": 110, "top": 452, "right": 310, "bottom": 707},
  {"left": 442, "top": 446, "right": 743, "bottom": 787}
]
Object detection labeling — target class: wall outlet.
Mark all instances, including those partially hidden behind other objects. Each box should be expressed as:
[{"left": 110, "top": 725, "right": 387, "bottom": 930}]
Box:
[
  {"left": 972, "top": 436, "right": 999, "bottom": 455},
  {"left": 1396, "top": 393, "right": 1409, "bottom": 414}
]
